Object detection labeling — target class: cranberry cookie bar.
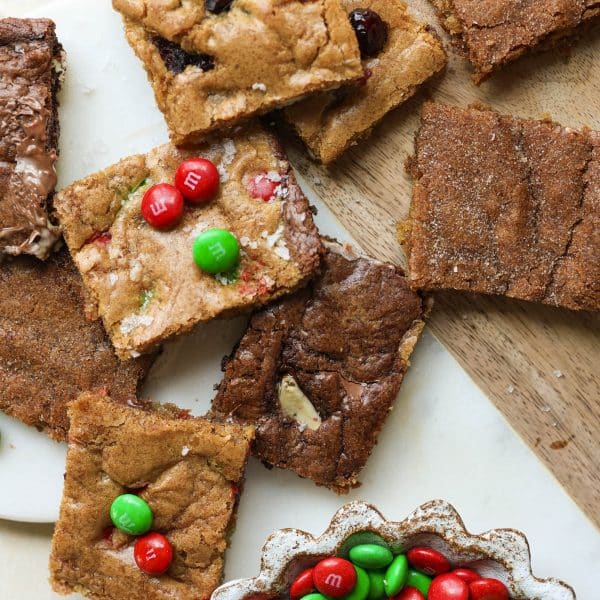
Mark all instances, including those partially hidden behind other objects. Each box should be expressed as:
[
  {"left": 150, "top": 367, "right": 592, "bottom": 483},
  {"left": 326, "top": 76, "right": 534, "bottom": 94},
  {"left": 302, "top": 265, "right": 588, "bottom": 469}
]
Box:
[
  {"left": 50, "top": 391, "right": 254, "bottom": 600},
  {"left": 0, "top": 18, "right": 64, "bottom": 259},
  {"left": 112, "top": 0, "right": 363, "bottom": 145},
  {"left": 285, "top": 1, "right": 447, "bottom": 163},
  {"left": 212, "top": 241, "right": 427, "bottom": 493},
  {"left": 54, "top": 123, "right": 322, "bottom": 359},
  {"left": 430, "top": 0, "right": 600, "bottom": 82},
  {"left": 401, "top": 102, "right": 600, "bottom": 311},
  {"left": 0, "top": 249, "right": 153, "bottom": 441}
]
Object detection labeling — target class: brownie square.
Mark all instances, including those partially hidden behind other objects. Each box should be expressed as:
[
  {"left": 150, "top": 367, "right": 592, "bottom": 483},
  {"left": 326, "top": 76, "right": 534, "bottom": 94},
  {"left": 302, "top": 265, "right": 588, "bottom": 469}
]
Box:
[
  {"left": 430, "top": 0, "right": 600, "bottom": 82},
  {"left": 112, "top": 0, "right": 363, "bottom": 145},
  {"left": 211, "top": 241, "right": 426, "bottom": 493},
  {"left": 0, "top": 249, "right": 153, "bottom": 441},
  {"left": 0, "top": 18, "right": 64, "bottom": 259},
  {"left": 285, "top": 0, "right": 447, "bottom": 163},
  {"left": 54, "top": 122, "right": 323, "bottom": 359},
  {"left": 402, "top": 102, "right": 600, "bottom": 312},
  {"left": 49, "top": 392, "right": 254, "bottom": 600}
]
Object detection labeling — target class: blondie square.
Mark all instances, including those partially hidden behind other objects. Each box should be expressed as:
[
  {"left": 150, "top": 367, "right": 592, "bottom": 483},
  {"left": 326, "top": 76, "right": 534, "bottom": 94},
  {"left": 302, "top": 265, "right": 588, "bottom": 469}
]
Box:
[
  {"left": 430, "top": 0, "right": 600, "bottom": 82},
  {"left": 112, "top": 0, "right": 363, "bottom": 145},
  {"left": 54, "top": 123, "right": 323, "bottom": 359},
  {"left": 402, "top": 102, "right": 600, "bottom": 311},
  {"left": 0, "top": 18, "right": 64, "bottom": 259},
  {"left": 285, "top": 0, "right": 447, "bottom": 163},
  {"left": 50, "top": 392, "right": 254, "bottom": 600},
  {"left": 211, "top": 241, "right": 427, "bottom": 492},
  {"left": 0, "top": 249, "right": 153, "bottom": 441}
]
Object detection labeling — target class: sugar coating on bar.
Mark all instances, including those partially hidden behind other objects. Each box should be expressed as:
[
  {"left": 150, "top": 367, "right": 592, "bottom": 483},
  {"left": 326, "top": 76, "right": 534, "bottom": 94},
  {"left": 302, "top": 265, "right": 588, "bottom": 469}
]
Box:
[{"left": 403, "top": 102, "right": 600, "bottom": 311}]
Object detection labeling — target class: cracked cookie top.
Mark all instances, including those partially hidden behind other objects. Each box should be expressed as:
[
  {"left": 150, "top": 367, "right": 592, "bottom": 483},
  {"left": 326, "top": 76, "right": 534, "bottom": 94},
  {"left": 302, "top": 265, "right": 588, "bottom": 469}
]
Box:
[
  {"left": 54, "top": 122, "right": 323, "bottom": 359},
  {"left": 402, "top": 102, "right": 600, "bottom": 311},
  {"left": 430, "top": 0, "right": 600, "bottom": 81},
  {"left": 211, "top": 242, "right": 426, "bottom": 493},
  {"left": 50, "top": 391, "right": 254, "bottom": 600},
  {"left": 285, "top": 0, "right": 447, "bottom": 163},
  {"left": 112, "top": 0, "right": 363, "bottom": 144}
]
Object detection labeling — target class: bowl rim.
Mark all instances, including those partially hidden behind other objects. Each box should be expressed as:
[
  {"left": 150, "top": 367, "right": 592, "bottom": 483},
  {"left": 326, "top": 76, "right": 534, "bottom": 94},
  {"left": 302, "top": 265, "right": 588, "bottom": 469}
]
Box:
[{"left": 212, "top": 499, "right": 576, "bottom": 600}]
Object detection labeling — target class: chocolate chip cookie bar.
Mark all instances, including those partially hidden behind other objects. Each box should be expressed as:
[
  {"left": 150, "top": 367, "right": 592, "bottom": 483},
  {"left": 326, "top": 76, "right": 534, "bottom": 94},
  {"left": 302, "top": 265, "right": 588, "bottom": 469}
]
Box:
[
  {"left": 112, "top": 0, "right": 363, "bottom": 145},
  {"left": 285, "top": 1, "right": 447, "bottom": 163},
  {"left": 211, "top": 241, "right": 427, "bottom": 493},
  {"left": 50, "top": 391, "right": 254, "bottom": 600},
  {"left": 0, "top": 249, "right": 153, "bottom": 441},
  {"left": 430, "top": 0, "right": 600, "bottom": 82},
  {"left": 0, "top": 18, "right": 64, "bottom": 259},
  {"left": 54, "top": 123, "right": 322, "bottom": 359},
  {"left": 401, "top": 102, "right": 600, "bottom": 311}
]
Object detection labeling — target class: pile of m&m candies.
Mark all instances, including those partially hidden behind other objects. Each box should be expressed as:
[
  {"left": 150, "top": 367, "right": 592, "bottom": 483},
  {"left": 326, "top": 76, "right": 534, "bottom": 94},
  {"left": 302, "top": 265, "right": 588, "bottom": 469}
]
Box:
[
  {"left": 109, "top": 493, "right": 173, "bottom": 576},
  {"left": 289, "top": 537, "right": 510, "bottom": 600},
  {"left": 140, "top": 157, "right": 241, "bottom": 275}
]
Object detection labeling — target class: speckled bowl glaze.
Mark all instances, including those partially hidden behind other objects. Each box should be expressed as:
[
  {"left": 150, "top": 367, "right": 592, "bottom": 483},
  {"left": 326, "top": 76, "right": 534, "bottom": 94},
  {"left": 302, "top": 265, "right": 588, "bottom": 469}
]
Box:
[{"left": 212, "top": 500, "right": 575, "bottom": 600}]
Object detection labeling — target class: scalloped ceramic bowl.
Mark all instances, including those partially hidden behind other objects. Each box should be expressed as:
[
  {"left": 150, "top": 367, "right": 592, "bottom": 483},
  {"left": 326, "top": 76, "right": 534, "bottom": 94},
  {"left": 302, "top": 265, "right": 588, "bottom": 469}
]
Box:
[{"left": 213, "top": 500, "right": 575, "bottom": 600}]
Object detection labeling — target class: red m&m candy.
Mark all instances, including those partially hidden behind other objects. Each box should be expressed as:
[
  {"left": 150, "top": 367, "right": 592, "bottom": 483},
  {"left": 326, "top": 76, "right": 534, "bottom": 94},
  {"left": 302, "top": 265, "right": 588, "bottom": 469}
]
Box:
[
  {"left": 141, "top": 183, "right": 184, "bottom": 230},
  {"left": 134, "top": 532, "right": 173, "bottom": 575},
  {"left": 314, "top": 557, "right": 357, "bottom": 597},
  {"left": 406, "top": 547, "right": 450, "bottom": 577},
  {"left": 451, "top": 568, "right": 481, "bottom": 584},
  {"left": 247, "top": 173, "right": 278, "bottom": 201},
  {"left": 428, "top": 573, "right": 469, "bottom": 600},
  {"left": 290, "top": 568, "right": 315, "bottom": 600},
  {"left": 469, "top": 578, "right": 509, "bottom": 600},
  {"left": 393, "top": 587, "right": 425, "bottom": 600},
  {"left": 175, "top": 157, "right": 220, "bottom": 203}
]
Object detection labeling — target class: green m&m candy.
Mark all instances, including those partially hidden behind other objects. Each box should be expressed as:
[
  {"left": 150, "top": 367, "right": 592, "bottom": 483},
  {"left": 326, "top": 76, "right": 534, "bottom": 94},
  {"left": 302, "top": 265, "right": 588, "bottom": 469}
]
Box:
[
  {"left": 384, "top": 554, "right": 408, "bottom": 596},
  {"left": 110, "top": 494, "right": 153, "bottom": 535},
  {"left": 300, "top": 594, "right": 329, "bottom": 600},
  {"left": 344, "top": 566, "right": 370, "bottom": 600},
  {"left": 367, "top": 570, "right": 386, "bottom": 600},
  {"left": 405, "top": 569, "right": 432, "bottom": 597},
  {"left": 193, "top": 228, "right": 239, "bottom": 274},
  {"left": 349, "top": 544, "right": 393, "bottom": 570}
]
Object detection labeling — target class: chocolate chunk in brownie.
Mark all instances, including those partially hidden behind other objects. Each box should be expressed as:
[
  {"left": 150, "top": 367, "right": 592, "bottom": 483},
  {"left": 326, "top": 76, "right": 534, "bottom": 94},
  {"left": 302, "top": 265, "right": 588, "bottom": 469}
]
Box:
[
  {"left": 211, "top": 241, "right": 427, "bottom": 493},
  {"left": 54, "top": 123, "right": 323, "bottom": 359},
  {"left": 401, "top": 102, "right": 600, "bottom": 312},
  {"left": 430, "top": 0, "right": 600, "bottom": 82},
  {"left": 0, "top": 249, "right": 154, "bottom": 441},
  {"left": 0, "top": 18, "right": 64, "bottom": 259},
  {"left": 284, "top": 0, "right": 446, "bottom": 164},
  {"left": 111, "top": 0, "right": 363, "bottom": 145},
  {"left": 50, "top": 392, "right": 254, "bottom": 600}
]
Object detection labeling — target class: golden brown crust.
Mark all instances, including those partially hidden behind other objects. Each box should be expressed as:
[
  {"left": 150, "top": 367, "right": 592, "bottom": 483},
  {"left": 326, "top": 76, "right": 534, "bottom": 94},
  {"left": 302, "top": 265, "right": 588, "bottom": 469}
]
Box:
[
  {"left": 405, "top": 102, "right": 600, "bottom": 311},
  {"left": 54, "top": 122, "right": 323, "bottom": 359},
  {"left": 49, "top": 392, "right": 254, "bottom": 600},
  {"left": 285, "top": 0, "right": 447, "bottom": 163},
  {"left": 112, "top": 0, "right": 363, "bottom": 144}
]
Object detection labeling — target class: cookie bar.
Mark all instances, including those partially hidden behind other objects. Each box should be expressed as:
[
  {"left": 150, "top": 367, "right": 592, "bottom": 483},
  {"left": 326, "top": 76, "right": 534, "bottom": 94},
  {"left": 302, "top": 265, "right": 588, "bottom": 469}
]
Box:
[
  {"left": 112, "top": 0, "right": 363, "bottom": 145},
  {"left": 430, "top": 0, "right": 600, "bottom": 82},
  {"left": 0, "top": 249, "right": 153, "bottom": 441},
  {"left": 50, "top": 391, "right": 254, "bottom": 600},
  {"left": 54, "top": 123, "right": 323, "bottom": 359},
  {"left": 0, "top": 18, "right": 63, "bottom": 259},
  {"left": 211, "top": 241, "right": 426, "bottom": 493},
  {"left": 401, "top": 102, "right": 600, "bottom": 311},
  {"left": 285, "top": 1, "right": 447, "bottom": 163}
]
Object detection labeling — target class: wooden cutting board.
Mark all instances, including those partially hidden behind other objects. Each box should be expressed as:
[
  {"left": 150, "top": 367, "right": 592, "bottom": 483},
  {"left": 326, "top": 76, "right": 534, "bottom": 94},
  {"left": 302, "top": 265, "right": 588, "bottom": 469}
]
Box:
[{"left": 285, "top": 1, "right": 600, "bottom": 529}]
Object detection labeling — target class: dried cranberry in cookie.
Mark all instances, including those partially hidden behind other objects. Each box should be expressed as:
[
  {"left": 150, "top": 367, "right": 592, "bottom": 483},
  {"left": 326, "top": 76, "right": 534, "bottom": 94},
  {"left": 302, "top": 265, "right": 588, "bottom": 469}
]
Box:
[
  {"left": 349, "top": 9, "right": 388, "bottom": 58},
  {"left": 247, "top": 173, "right": 279, "bottom": 201},
  {"left": 205, "top": 0, "right": 234, "bottom": 14},
  {"left": 150, "top": 36, "right": 214, "bottom": 74}
]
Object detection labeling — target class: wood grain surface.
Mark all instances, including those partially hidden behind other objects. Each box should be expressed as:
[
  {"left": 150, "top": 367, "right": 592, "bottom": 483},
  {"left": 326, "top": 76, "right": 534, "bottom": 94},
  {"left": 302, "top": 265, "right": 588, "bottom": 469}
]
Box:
[{"left": 284, "top": 1, "right": 600, "bottom": 529}]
